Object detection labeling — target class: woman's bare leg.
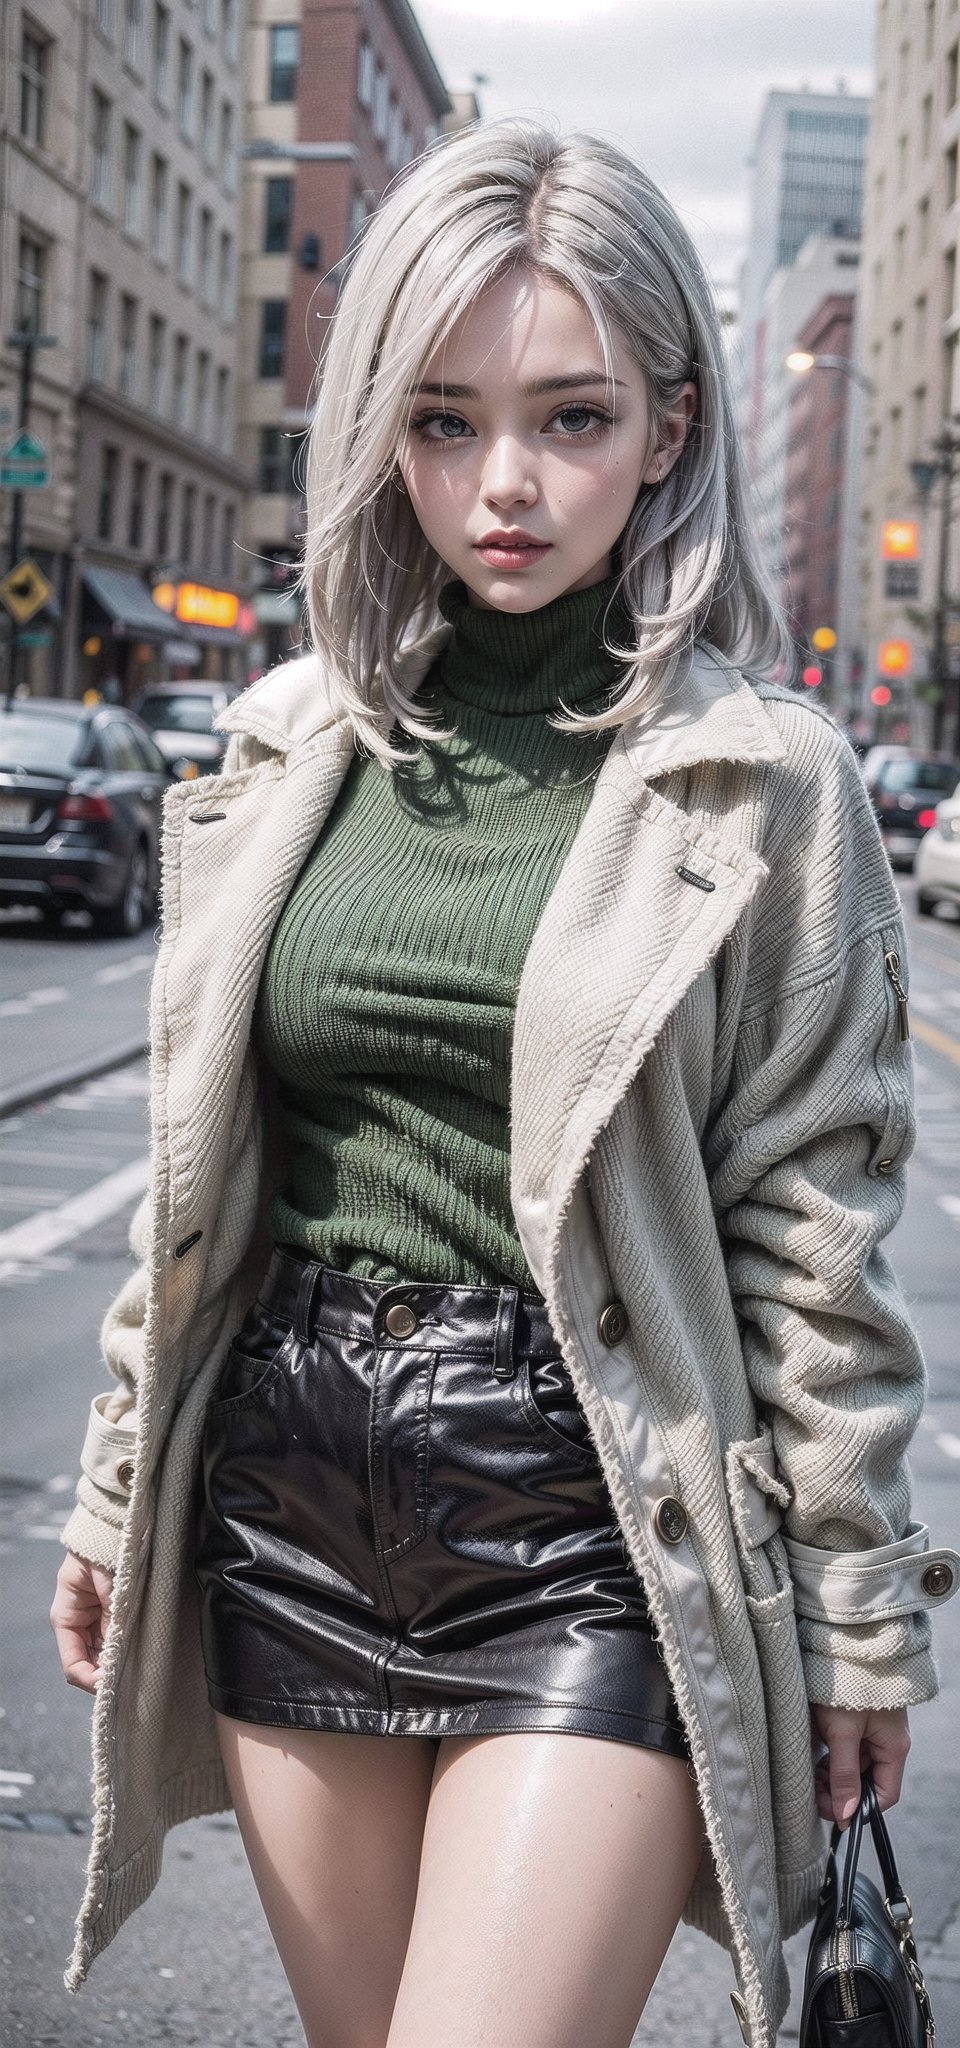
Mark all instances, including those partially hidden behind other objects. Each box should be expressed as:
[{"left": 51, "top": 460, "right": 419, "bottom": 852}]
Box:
[
  {"left": 386, "top": 1733, "right": 704, "bottom": 2048},
  {"left": 215, "top": 1715, "right": 436, "bottom": 2048}
]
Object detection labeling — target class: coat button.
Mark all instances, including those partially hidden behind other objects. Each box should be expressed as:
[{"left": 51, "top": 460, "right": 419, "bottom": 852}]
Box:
[
  {"left": 116, "top": 1460, "right": 135, "bottom": 1492},
  {"left": 173, "top": 1230, "right": 203, "bottom": 1259},
  {"left": 654, "top": 1496, "right": 688, "bottom": 1545},
  {"left": 597, "top": 1300, "right": 629, "bottom": 1346},
  {"left": 921, "top": 1562, "right": 954, "bottom": 1598},
  {"left": 384, "top": 1302, "right": 418, "bottom": 1339}
]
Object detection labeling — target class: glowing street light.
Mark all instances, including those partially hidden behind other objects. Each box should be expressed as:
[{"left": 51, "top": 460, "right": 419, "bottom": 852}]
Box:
[{"left": 784, "top": 351, "right": 875, "bottom": 395}]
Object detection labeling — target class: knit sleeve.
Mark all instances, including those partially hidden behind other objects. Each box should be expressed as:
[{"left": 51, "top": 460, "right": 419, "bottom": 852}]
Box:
[
  {"left": 707, "top": 727, "right": 957, "bottom": 1709},
  {"left": 59, "top": 1193, "right": 149, "bottom": 1572}
]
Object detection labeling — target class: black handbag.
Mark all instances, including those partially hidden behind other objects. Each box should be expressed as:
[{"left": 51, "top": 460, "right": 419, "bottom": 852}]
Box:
[{"left": 799, "top": 1773, "right": 936, "bottom": 2046}]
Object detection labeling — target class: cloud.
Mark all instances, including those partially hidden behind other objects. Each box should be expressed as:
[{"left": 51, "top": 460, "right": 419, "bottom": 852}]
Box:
[{"left": 416, "top": 0, "right": 874, "bottom": 280}]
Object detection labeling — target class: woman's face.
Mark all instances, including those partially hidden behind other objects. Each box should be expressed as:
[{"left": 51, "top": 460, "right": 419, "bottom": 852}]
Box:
[{"left": 399, "top": 268, "right": 695, "bottom": 611}]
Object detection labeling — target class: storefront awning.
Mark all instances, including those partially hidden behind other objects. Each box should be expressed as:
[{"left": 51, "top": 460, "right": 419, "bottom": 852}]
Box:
[{"left": 82, "top": 567, "right": 181, "bottom": 639}]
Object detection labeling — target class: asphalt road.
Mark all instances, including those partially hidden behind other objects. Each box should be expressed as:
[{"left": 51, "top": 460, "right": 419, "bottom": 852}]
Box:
[{"left": 1, "top": 885, "right": 957, "bottom": 2045}]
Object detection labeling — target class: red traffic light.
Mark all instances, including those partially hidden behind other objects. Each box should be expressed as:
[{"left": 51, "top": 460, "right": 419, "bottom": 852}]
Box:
[
  {"left": 802, "top": 664, "right": 823, "bottom": 688},
  {"left": 870, "top": 684, "right": 893, "bottom": 706}
]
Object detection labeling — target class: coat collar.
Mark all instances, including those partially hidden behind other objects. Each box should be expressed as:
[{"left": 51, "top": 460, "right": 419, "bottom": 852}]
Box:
[{"left": 218, "top": 631, "right": 786, "bottom": 782}]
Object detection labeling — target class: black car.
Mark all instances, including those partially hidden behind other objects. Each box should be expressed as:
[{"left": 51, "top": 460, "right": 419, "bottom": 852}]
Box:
[
  {"left": 0, "top": 697, "right": 173, "bottom": 935},
  {"left": 864, "top": 751, "right": 960, "bottom": 870},
  {"left": 132, "top": 680, "right": 243, "bottom": 775}
]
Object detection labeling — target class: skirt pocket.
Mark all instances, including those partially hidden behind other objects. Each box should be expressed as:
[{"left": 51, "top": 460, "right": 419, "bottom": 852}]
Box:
[{"left": 208, "top": 1304, "right": 295, "bottom": 1412}]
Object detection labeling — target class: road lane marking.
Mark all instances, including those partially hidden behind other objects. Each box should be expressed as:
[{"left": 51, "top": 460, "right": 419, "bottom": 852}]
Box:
[
  {"left": 93, "top": 956, "right": 154, "bottom": 985},
  {"left": 0, "top": 1771, "right": 34, "bottom": 1790},
  {"left": 935, "top": 1433, "right": 960, "bottom": 1460},
  {"left": 0, "top": 1150, "right": 120, "bottom": 1169},
  {"left": 0, "top": 987, "right": 69, "bottom": 1018},
  {"left": 0, "top": 1155, "right": 149, "bottom": 1273},
  {"left": 938, "top": 1196, "right": 960, "bottom": 1225},
  {"left": 912, "top": 1016, "right": 960, "bottom": 1067},
  {"left": 0, "top": 1188, "right": 68, "bottom": 1207}
]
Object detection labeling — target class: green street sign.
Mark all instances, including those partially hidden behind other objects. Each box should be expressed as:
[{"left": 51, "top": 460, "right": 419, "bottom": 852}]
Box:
[
  {"left": 16, "top": 627, "right": 53, "bottom": 647},
  {"left": 0, "top": 431, "right": 48, "bottom": 489}
]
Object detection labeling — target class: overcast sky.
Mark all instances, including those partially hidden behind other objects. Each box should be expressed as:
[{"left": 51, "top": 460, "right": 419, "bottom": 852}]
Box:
[{"left": 414, "top": 0, "right": 875, "bottom": 290}]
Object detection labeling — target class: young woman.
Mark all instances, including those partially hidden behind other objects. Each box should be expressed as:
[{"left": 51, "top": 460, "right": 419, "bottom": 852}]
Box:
[{"left": 51, "top": 121, "right": 957, "bottom": 2048}]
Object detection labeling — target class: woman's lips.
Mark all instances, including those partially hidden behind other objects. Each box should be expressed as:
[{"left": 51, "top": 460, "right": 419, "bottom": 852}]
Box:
[{"left": 474, "top": 539, "right": 553, "bottom": 570}]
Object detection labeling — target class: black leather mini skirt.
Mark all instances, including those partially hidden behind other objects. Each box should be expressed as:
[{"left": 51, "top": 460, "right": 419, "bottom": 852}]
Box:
[{"left": 195, "top": 1246, "right": 688, "bottom": 1757}]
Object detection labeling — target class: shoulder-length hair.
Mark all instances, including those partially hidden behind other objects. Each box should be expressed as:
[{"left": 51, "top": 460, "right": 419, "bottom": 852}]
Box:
[{"left": 303, "top": 118, "right": 788, "bottom": 762}]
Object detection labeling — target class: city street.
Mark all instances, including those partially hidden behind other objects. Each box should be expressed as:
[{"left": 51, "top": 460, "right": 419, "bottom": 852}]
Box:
[{"left": 1, "top": 886, "right": 958, "bottom": 2046}]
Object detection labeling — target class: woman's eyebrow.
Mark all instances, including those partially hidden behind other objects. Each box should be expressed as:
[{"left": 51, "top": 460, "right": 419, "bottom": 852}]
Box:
[{"left": 413, "top": 373, "right": 625, "bottom": 400}]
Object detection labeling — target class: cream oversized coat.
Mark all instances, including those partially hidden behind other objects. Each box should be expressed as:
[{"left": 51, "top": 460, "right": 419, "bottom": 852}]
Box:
[{"left": 61, "top": 634, "right": 959, "bottom": 2048}]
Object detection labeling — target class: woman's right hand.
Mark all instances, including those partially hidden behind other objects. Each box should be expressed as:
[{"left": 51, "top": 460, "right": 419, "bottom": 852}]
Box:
[{"left": 50, "top": 1551, "right": 114, "bottom": 1693}]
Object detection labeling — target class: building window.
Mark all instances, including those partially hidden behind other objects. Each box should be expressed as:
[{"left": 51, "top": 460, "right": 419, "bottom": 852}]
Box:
[
  {"left": 347, "top": 190, "right": 366, "bottom": 247},
  {"left": 148, "top": 313, "right": 166, "bottom": 410},
  {"left": 218, "top": 229, "right": 233, "bottom": 317},
  {"left": 90, "top": 89, "right": 112, "bottom": 209},
  {"left": 173, "top": 332, "right": 189, "bottom": 424},
  {"left": 915, "top": 294, "right": 928, "bottom": 353},
  {"left": 123, "top": 0, "right": 145, "bottom": 72},
  {"left": 153, "top": 1, "right": 170, "bottom": 102},
  {"left": 259, "top": 425, "right": 294, "bottom": 493},
  {"left": 268, "top": 24, "right": 299, "bottom": 101},
  {"left": 118, "top": 292, "right": 138, "bottom": 397},
  {"left": 945, "top": 247, "right": 957, "bottom": 324},
  {"left": 922, "top": 93, "right": 933, "bottom": 160},
  {"left": 912, "top": 385, "right": 927, "bottom": 449},
  {"left": 948, "top": 144, "right": 959, "bottom": 211},
  {"left": 180, "top": 482, "right": 196, "bottom": 563},
  {"left": 259, "top": 299, "right": 287, "bottom": 378},
  {"left": 357, "top": 36, "right": 373, "bottom": 108},
  {"left": 156, "top": 469, "right": 174, "bottom": 557},
  {"left": 87, "top": 269, "right": 108, "bottom": 379},
  {"left": 201, "top": 489, "right": 216, "bottom": 565},
  {"left": 264, "top": 176, "right": 293, "bottom": 252},
  {"left": 918, "top": 196, "right": 930, "bottom": 256},
  {"left": 123, "top": 123, "right": 142, "bottom": 235},
  {"left": 201, "top": 70, "right": 215, "bottom": 168},
  {"left": 195, "top": 348, "right": 210, "bottom": 435},
  {"left": 387, "top": 97, "right": 403, "bottom": 173},
  {"left": 198, "top": 207, "right": 213, "bottom": 303},
  {"left": 220, "top": 99, "right": 235, "bottom": 192},
  {"left": 128, "top": 458, "right": 148, "bottom": 549},
  {"left": 176, "top": 182, "right": 192, "bottom": 286},
  {"left": 149, "top": 152, "right": 169, "bottom": 261},
  {"left": 17, "top": 233, "right": 45, "bottom": 337},
  {"left": 949, "top": 42, "right": 959, "bottom": 111},
  {"left": 222, "top": 0, "right": 239, "bottom": 65},
  {"left": 202, "top": 0, "right": 216, "bottom": 35},
  {"left": 20, "top": 26, "right": 48, "bottom": 147},
  {"left": 96, "top": 0, "right": 115, "bottom": 38},
  {"left": 895, "top": 223, "right": 906, "bottom": 277},
  {"left": 178, "top": 38, "right": 194, "bottom": 138},
  {"left": 926, "top": 0, "right": 936, "bottom": 61},
  {"left": 215, "top": 364, "right": 229, "bottom": 443},
  {"left": 98, "top": 444, "right": 120, "bottom": 540},
  {"left": 221, "top": 502, "right": 236, "bottom": 579},
  {"left": 372, "top": 64, "right": 388, "bottom": 141}
]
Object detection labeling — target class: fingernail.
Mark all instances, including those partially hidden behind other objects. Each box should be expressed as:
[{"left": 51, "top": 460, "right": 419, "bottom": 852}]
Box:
[{"left": 841, "top": 1796, "right": 858, "bottom": 1820}]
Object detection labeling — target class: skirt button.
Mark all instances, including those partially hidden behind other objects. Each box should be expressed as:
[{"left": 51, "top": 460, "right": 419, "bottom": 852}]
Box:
[
  {"left": 654, "top": 1496, "right": 688, "bottom": 1545},
  {"left": 385, "top": 1301, "right": 418, "bottom": 1339}
]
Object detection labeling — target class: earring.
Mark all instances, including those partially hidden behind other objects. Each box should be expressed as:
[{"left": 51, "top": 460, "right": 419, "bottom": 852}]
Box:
[
  {"left": 655, "top": 455, "right": 663, "bottom": 486},
  {"left": 392, "top": 470, "right": 407, "bottom": 495}
]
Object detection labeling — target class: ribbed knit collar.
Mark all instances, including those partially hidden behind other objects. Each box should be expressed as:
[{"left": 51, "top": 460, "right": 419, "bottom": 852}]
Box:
[{"left": 435, "top": 575, "right": 631, "bottom": 717}]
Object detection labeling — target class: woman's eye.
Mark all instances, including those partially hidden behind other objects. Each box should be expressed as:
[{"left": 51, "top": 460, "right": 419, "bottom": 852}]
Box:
[
  {"left": 412, "top": 412, "right": 473, "bottom": 441},
  {"left": 551, "top": 405, "right": 610, "bottom": 437}
]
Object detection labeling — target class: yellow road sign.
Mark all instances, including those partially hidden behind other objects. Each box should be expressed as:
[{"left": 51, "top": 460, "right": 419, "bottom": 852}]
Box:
[{"left": 0, "top": 556, "right": 54, "bottom": 624}]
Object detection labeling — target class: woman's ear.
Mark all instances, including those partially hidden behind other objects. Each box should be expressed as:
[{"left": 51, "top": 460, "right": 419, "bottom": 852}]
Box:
[{"left": 640, "top": 380, "right": 698, "bottom": 485}]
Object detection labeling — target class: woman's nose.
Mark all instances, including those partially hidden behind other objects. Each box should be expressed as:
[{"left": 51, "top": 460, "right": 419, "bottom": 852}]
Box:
[{"left": 480, "top": 437, "right": 538, "bottom": 511}]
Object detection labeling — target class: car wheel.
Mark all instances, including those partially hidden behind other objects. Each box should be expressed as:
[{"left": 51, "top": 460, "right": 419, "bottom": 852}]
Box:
[
  {"left": 916, "top": 889, "right": 938, "bottom": 918},
  {"left": 95, "top": 841, "right": 149, "bottom": 938}
]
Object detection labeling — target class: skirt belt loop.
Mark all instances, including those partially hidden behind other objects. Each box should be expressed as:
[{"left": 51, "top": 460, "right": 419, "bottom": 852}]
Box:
[
  {"left": 492, "top": 1286, "right": 519, "bottom": 1381},
  {"left": 293, "top": 1259, "right": 324, "bottom": 1347}
]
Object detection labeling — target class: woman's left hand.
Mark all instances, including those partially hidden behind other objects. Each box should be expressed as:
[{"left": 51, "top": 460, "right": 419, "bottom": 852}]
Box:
[{"left": 811, "top": 1704, "right": 911, "bottom": 1828}]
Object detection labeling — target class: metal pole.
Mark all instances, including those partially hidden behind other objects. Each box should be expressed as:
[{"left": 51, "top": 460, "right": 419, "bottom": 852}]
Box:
[
  {"left": 4, "top": 335, "right": 35, "bottom": 705},
  {"left": 932, "top": 435, "right": 954, "bottom": 752}
]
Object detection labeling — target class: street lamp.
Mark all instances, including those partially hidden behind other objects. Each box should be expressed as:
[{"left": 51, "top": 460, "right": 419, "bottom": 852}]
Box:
[
  {"left": 785, "top": 350, "right": 875, "bottom": 396},
  {"left": 909, "top": 428, "right": 960, "bottom": 751}
]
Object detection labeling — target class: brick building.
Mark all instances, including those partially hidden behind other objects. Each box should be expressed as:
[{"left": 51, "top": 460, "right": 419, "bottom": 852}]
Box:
[
  {"left": 783, "top": 290, "right": 856, "bottom": 667},
  {"left": 239, "top": 0, "right": 450, "bottom": 668}
]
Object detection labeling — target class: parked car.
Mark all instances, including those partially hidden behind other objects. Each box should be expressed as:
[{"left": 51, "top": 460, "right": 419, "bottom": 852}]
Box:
[
  {"left": 132, "top": 680, "right": 243, "bottom": 775},
  {"left": 863, "top": 750, "right": 960, "bottom": 869},
  {"left": 0, "top": 698, "right": 173, "bottom": 935},
  {"left": 914, "top": 793, "right": 960, "bottom": 917}
]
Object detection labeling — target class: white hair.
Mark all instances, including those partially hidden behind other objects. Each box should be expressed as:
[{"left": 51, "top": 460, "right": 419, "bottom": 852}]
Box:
[{"left": 302, "top": 118, "right": 789, "bottom": 762}]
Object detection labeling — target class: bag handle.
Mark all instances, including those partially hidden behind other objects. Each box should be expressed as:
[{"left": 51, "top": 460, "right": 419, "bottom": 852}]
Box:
[{"left": 835, "top": 1770, "right": 911, "bottom": 1928}]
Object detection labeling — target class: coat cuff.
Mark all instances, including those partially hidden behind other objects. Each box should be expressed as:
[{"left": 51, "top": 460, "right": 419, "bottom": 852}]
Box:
[
  {"left": 78, "top": 1392, "right": 138, "bottom": 1501},
  {"left": 60, "top": 1493, "right": 123, "bottom": 1573},
  {"left": 784, "top": 1523, "right": 959, "bottom": 1624}
]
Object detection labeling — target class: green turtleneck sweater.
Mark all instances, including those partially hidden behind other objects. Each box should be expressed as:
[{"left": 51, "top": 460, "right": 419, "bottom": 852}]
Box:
[{"left": 254, "top": 577, "right": 627, "bottom": 1286}]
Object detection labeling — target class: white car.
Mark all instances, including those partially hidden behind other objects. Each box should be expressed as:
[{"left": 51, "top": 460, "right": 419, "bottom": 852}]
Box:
[{"left": 914, "top": 793, "right": 960, "bottom": 917}]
